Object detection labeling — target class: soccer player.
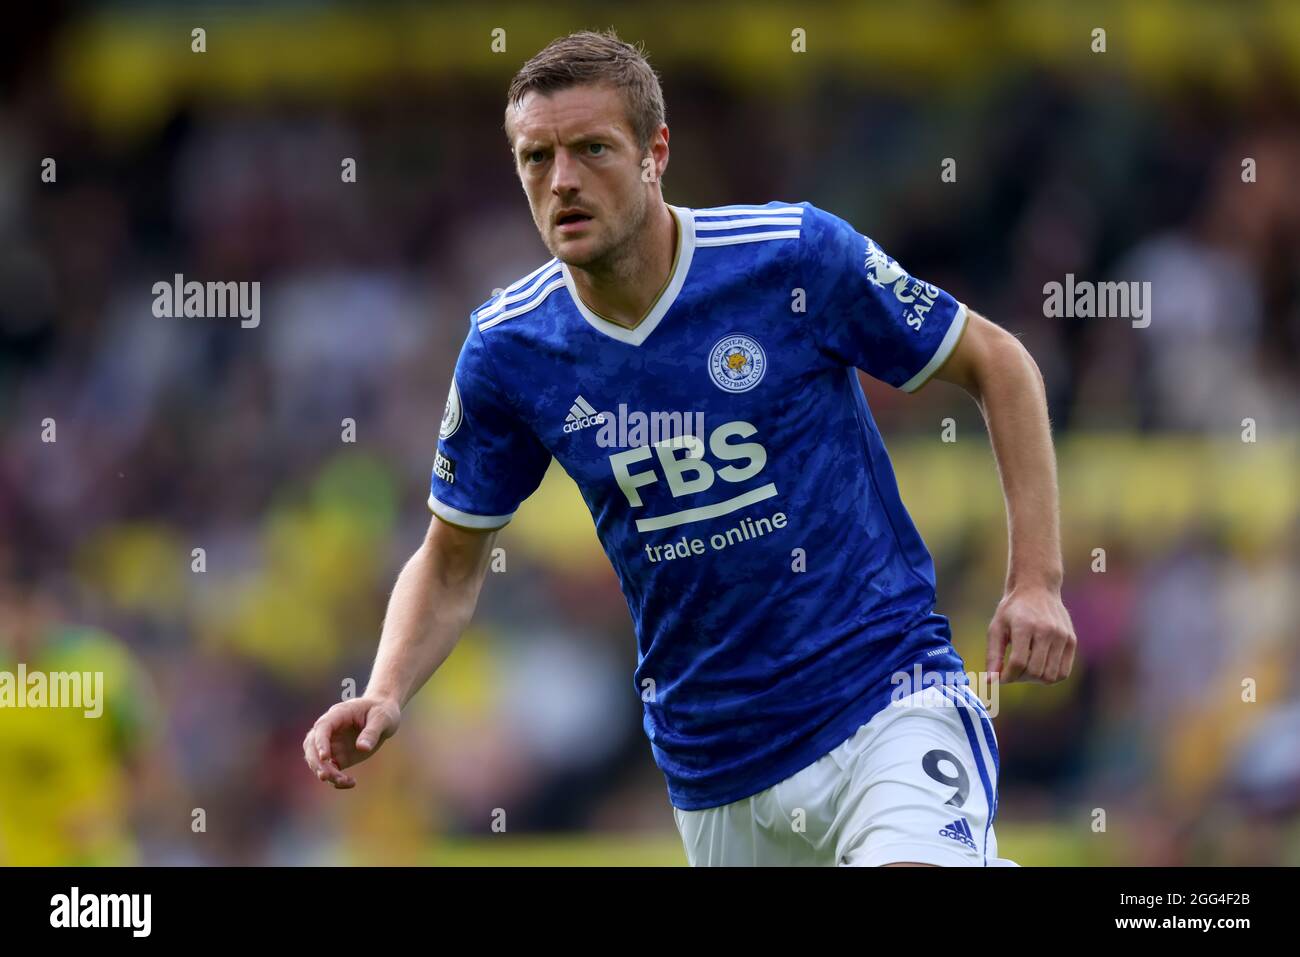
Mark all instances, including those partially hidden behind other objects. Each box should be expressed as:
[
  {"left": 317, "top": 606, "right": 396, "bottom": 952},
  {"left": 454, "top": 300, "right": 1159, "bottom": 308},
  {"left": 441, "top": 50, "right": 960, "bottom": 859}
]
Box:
[{"left": 304, "top": 29, "right": 1077, "bottom": 867}]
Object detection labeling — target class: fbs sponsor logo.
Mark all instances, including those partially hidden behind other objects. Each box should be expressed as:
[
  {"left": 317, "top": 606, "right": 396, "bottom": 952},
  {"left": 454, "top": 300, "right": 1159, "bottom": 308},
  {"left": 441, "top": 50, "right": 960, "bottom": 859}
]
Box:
[
  {"left": 938, "top": 817, "right": 977, "bottom": 850},
  {"left": 563, "top": 395, "right": 606, "bottom": 433},
  {"left": 862, "top": 238, "right": 940, "bottom": 331},
  {"left": 433, "top": 450, "right": 456, "bottom": 485},
  {"left": 608, "top": 419, "right": 775, "bottom": 533}
]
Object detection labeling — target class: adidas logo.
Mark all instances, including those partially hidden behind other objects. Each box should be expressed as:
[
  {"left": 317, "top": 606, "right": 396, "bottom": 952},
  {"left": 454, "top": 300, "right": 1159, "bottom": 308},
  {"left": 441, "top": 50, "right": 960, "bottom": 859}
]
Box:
[
  {"left": 938, "top": 817, "right": 977, "bottom": 850},
  {"left": 562, "top": 395, "right": 606, "bottom": 433}
]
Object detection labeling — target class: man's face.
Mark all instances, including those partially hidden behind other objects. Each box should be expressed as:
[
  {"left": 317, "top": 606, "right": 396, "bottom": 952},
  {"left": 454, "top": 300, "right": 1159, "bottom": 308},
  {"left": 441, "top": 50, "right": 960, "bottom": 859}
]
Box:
[{"left": 507, "top": 83, "right": 663, "bottom": 269}]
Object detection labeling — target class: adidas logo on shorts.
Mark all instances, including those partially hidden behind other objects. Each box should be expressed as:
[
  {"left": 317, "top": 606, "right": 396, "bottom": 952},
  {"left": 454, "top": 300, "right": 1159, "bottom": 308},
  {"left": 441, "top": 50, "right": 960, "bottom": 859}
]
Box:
[{"left": 938, "top": 817, "right": 977, "bottom": 850}]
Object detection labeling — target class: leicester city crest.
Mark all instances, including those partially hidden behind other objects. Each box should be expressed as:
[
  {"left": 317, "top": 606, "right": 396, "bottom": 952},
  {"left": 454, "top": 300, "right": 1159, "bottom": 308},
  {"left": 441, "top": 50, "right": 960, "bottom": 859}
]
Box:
[{"left": 708, "top": 334, "right": 767, "bottom": 393}]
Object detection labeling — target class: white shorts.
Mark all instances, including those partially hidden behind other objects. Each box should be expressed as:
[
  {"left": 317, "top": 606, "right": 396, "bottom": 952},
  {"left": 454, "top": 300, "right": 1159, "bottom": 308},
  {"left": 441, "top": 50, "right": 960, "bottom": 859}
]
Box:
[{"left": 672, "top": 683, "right": 1018, "bottom": 866}]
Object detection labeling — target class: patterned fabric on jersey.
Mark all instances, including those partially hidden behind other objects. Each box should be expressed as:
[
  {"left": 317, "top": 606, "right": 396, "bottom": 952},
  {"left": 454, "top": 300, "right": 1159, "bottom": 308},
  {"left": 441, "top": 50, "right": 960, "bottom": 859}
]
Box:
[{"left": 430, "top": 200, "right": 971, "bottom": 809}]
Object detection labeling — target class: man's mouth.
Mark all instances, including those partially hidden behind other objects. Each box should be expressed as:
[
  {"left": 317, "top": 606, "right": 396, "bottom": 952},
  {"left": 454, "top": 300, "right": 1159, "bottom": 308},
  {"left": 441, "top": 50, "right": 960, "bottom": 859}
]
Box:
[{"left": 556, "top": 211, "right": 593, "bottom": 229}]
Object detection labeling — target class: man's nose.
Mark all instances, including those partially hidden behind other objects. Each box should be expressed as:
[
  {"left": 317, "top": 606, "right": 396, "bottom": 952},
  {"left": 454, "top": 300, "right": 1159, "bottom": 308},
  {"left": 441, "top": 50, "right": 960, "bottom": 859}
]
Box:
[{"left": 550, "top": 148, "right": 581, "bottom": 195}]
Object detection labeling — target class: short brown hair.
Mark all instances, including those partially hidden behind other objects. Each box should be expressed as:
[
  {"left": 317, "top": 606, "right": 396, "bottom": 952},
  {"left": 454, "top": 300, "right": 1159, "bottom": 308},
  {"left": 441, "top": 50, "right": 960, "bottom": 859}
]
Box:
[{"left": 505, "top": 29, "right": 666, "bottom": 152}]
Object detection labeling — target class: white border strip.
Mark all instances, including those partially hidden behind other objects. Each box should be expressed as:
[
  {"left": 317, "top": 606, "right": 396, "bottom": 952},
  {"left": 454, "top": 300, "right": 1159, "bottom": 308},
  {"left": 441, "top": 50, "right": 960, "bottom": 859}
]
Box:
[
  {"left": 633, "top": 483, "right": 778, "bottom": 532},
  {"left": 900, "top": 302, "right": 969, "bottom": 393},
  {"left": 501, "top": 257, "right": 559, "bottom": 296},
  {"left": 694, "top": 205, "right": 804, "bottom": 217},
  {"left": 695, "top": 230, "right": 801, "bottom": 247},
  {"left": 427, "top": 492, "right": 513, "bottom": 529},
  {"left": 564, "top": 205, "right": 696, "bottom": 347},
  {"left": 479, "top": 278, "right": 567, "bottom": 330},
  {"left": 694, "top": 217, "right": 802, "bottom": 230},
  {"left": 477, "top": 263, "right": 563, "bottom": 323}
]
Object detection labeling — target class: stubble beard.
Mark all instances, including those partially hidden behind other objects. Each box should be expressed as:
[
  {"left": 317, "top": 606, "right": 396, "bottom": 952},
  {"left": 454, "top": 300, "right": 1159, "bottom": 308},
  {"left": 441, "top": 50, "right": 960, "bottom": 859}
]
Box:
[{"left": 545, "top": 187, "right": 649, "bottom": 283}]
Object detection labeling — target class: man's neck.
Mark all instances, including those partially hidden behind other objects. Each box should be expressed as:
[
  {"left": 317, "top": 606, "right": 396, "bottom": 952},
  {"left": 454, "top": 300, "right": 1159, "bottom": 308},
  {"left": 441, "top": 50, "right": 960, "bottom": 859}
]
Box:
[{"left": 568, "top": 201, "right": 678, "bottom": 330}]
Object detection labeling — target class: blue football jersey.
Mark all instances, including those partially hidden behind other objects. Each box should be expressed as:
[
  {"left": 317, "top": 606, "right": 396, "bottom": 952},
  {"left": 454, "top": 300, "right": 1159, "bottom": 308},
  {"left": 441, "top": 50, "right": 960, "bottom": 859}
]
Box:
[{"left": 429, "top": 201, "right": 972, "bottom": 810}]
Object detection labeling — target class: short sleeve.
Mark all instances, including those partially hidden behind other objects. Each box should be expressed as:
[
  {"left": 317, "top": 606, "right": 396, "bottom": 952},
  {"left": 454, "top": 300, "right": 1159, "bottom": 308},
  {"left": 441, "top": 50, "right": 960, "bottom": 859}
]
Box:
[
  {"left": 801, "top": 203, "right": 968, "bottom": 391},
  {"left": 428, "top": 322, "right": 552, "bottom": 529}
]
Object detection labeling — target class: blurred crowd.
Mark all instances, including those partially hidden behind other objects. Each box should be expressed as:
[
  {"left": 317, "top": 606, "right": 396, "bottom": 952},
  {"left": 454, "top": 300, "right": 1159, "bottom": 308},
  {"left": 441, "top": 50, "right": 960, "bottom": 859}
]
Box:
[{"left": 1, "top": 5, "right": 1298, "bottom": 864}]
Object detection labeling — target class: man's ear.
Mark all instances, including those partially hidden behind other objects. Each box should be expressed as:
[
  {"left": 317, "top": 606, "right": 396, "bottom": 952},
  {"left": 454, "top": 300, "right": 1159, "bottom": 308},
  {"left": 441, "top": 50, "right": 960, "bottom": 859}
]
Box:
[{"left": 653, "top": 125, "right": 670, "bottom": 180}]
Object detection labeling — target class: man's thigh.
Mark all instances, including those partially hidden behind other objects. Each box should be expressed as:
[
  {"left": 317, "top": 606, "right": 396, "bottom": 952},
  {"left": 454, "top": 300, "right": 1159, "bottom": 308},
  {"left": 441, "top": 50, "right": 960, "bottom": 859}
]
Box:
[
  {"left": 832, "top": 683, "right": 1010, "bottom": 867},
  {"left": 672, "top": 752, "right": 843, "bottom": 866}
]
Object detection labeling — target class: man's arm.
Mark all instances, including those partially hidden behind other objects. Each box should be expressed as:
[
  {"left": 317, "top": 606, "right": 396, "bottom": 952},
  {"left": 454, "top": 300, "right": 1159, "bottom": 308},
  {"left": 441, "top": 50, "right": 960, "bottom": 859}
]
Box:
[
  {"left": 927, "top": 309, "right": 1077, "bottom": 685},
  {"left": 303, "top": 514, "right": 500, "bottom": 788}
]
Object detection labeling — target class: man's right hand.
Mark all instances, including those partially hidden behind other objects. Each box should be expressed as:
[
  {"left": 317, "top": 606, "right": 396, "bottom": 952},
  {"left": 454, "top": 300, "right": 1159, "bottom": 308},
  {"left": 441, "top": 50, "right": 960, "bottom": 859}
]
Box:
[
  {"left": 302, "top": 696, "right": 401, "bottom": 789},
  {"left": 302, "top": 515, "right": 497, "bottom": 789}
]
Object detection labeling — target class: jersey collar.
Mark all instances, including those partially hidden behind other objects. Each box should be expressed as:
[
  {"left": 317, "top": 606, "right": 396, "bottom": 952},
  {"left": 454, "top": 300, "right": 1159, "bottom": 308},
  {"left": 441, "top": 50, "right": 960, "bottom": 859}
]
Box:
[{"left": 561, "top": 204, "right": 696, "bottom": 347}]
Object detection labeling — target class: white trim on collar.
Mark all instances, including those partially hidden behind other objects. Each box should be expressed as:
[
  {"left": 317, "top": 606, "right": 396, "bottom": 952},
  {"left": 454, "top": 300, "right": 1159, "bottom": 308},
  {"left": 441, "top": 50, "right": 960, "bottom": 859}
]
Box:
[{"left": 561, "top": 204, "right": 696, "bottom": 347}]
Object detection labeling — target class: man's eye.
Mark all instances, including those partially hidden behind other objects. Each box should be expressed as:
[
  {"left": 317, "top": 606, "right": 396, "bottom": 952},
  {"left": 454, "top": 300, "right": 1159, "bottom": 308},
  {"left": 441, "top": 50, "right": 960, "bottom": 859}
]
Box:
[
  {"left": 526, "top": 150, "right": 545, "bottom": 164},
  {"left": 588, "top": 143, "right": 605, "bottom": 155}
]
